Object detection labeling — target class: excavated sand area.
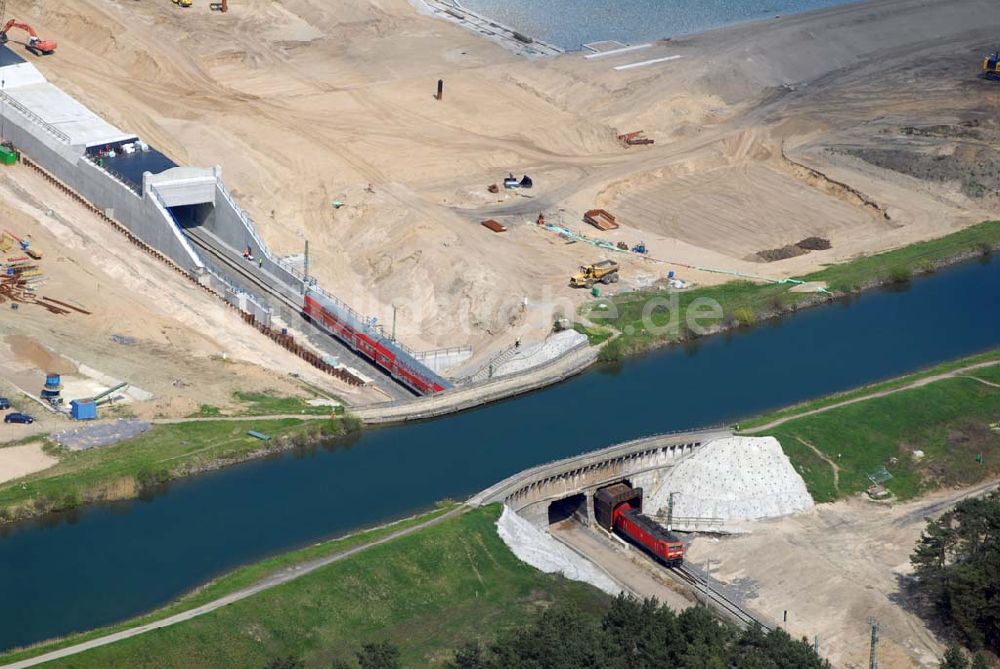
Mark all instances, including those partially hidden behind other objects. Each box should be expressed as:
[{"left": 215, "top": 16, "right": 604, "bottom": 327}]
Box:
[
  {"left": 686, "top": 480, "right": 1000, "bottom": 668},
  {"left": 10, "top": 0, "right": 1000, "bottom": 356},
  {"left": 0, "top": 167, "right": 377, "bottom": 424}
]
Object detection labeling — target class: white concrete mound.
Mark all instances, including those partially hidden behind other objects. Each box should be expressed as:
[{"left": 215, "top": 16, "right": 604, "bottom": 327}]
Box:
[
  {"left": 645, "top": 436, "right": 813, "bottom": 530},
  {"left": 496, "top": 506, "right": 621, "bottom": 595}
]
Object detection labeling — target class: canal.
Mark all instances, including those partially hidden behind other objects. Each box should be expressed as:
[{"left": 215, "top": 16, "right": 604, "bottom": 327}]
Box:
[{"left": 2, "top": 255, "right": 999, "bottom": 652}]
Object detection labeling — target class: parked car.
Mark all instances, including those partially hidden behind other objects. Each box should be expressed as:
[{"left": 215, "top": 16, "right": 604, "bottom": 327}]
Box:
[
  {"left": 4, "top": 412, "right": 34, "bottom": 424},
  {"left": 0, "top": 397, "right": 9, "bottom": 410}
]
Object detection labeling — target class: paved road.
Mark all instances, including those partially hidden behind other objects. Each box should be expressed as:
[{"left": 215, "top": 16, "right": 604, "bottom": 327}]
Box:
[
  {"left": 0, "top": 506, "right": 468, "bottom": 669},
  {"left": 744, "top": 360, "right": 1000, "bottom": 434}
]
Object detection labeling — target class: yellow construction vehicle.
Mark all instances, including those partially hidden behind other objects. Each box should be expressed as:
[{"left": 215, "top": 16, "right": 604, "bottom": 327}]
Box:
[
  {"left": 985, "top": 50, "right": 1000, "bottom": 80},
  {"left": 173, "top": 0, "right": 192, "bottom": 7},
  {"left": 570, "top": 260, "right": 620, "bottom": 288}
]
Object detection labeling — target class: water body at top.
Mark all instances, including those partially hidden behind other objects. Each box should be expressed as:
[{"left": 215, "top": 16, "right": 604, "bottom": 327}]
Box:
[
  {"left": 457, "top": 0, "right": 857, "bottom": 49},
  {"left": 1, "top": 254, "right": 999, "bottom": 651}
]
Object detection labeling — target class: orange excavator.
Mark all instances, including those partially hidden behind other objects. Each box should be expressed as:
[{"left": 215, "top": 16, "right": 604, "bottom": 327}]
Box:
[{"left": 0, "top": 19, "right": 57, "bottom": 56}]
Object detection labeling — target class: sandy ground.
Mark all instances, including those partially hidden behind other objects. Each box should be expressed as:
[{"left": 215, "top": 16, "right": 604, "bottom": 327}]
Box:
[
  {"left": 686, "top": 479, "right": 1000, "bottom": 668},
  {"left": 0, "top": 442, "right": 56, "bottom": 484},
  {"left": 2, "top": 0, "right": 992, "bottom": 365},
  {"left": 0, "top": 164, "right": 379, "bottom": 439},
  {"left": 550, "top": 519, "right": 694, "bottom": 613}
]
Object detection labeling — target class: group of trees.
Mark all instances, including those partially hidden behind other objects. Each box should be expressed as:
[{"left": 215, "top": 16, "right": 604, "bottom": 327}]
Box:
[
  {"left": 911, "top": 490, "right": 1000, "bottom": 657},
  {"left": 262, "top": 595, "right": 829, "bottom": 668},
  {"left": 448, "top": 595, "right": 828, "bottom": 669},
  {"left": 264, "top": 641, "right": 400, "bottom": 669}
]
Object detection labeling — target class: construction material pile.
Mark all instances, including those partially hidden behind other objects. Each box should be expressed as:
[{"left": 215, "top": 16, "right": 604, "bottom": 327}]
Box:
[
  {"left": 0, "top": 230, "right": 90, "bottom": 315},
  {"left": 645, "top": 436, "right": 814, "bottom": 531}
]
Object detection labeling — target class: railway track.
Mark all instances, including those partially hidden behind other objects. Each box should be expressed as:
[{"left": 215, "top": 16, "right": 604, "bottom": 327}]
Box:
[
  {"left": 186, "top": 228, "right": 303, "bottom": 313},
  {"left": 669, "top": 564, "right": 770, "bottom": 631},
  {"left": 185, "top": 228, "right": 413, "bottom": 400}
]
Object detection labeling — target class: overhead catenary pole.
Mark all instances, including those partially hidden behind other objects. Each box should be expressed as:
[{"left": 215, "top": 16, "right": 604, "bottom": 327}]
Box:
[
  {"left": 868, "top": 617, "right": 879, "bottom": 669},
  {"left": 303, "top": 239, "right": 309, "bottom": 293}
]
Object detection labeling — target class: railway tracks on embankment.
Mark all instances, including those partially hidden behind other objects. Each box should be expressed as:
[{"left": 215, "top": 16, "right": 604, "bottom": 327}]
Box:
[{"left": 669, "top": 564, "right": 770, "bottom": 631}]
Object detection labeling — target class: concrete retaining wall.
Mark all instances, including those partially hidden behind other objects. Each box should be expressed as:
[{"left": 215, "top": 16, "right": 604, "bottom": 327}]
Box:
[
  {"left": 206, "top": 182, "right": 304, "bottom": 293},
  {"left": 1, "top": 105, "right": 203, "bottom": 273}
]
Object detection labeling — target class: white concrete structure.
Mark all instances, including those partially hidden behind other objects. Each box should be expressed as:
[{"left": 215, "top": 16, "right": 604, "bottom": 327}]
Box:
[
  {"left": 0, "top": 61, "right": 134, "bottom": 148},
  {"left": 643, "top": 436, "right": 814, "bottom": 531},
  {"left": 148, "top": 167, "right": 218, "bottom": 208},
  {"left": 497, "top": 506, "right": 621, "bottom": 595},
  {"left": 493, "top": 330, "right": 588, "bottom": 377}
]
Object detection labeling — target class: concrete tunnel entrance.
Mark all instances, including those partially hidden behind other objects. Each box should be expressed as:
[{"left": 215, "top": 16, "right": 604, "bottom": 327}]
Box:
[
  {"left": 168, "top": 202, "right": 215, "bottom": 229},
  {"left": 548, "top": 493, "right": 587, "bottom": 525}
]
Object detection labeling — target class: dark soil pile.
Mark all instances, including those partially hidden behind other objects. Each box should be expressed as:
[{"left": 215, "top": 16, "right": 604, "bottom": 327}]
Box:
[{"left": 757, "top": 237, "right": 832, "bottom": 262}]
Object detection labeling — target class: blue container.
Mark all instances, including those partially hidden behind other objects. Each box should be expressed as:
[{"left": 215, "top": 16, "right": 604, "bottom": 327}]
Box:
[
  {"left": 45, "top": 374, "right": 61, "bottom": 389},
  {"left": 667, "top": 270, "right": 675, "bottom": 279},
  {"left": 70, "top": 400, "right": 98, "bottom": 421}
]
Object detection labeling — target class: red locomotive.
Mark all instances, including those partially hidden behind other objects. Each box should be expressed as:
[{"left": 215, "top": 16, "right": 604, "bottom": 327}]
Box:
[
  {"left": 594, "top": 482, "right": 684, "bottom": 567},
  {"left": 303, "top": 290, "right": 449, "bottom": 396},
  {"left": 613, "top": 503, "right": 684, "bottom": 567}
]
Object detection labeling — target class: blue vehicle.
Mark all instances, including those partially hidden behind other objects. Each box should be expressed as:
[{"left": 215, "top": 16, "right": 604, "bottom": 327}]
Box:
[
  {"left": 0, "top": 397, "right": 9, "bottom": 410},
  {"left": 4, "top": 412, "right": 34, "bottom": 424}
]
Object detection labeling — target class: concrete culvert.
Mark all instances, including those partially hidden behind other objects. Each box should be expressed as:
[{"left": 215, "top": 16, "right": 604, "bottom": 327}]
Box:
[{"left": 548, "top": 493, "right": 587, "bottom": 525}]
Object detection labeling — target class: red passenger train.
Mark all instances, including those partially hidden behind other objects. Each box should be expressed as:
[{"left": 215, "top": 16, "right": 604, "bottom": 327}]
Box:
[{"left": 303, "top": 291, "right": 450, "bottom": 396}]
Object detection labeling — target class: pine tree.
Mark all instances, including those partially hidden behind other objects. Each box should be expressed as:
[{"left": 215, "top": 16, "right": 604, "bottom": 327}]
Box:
[{"left": 940, "top": 644, "right": 970, "bottom": 669}]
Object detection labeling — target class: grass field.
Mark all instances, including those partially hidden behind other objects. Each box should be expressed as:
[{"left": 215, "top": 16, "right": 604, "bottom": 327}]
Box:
[
  {"left": 192, "top": 390, "right": 340, "bottom": 418},
  {"left": 756, "top": 371, "right": 1000, "bottom": 502},
  {"left": 0, "top": 503, "right": 458, "bottom": 665},
  {"left": 585, "top": 220, "right": 1000, "bottom": 354},
  {"left": 0, "top": 416, "right": 357, "bottom": 524},
  {"left": 738, "top": 349, "right": 1000, "bottom": 431},
  {"left": 5, "top": 505, "right": 609, "bottom": 669}
]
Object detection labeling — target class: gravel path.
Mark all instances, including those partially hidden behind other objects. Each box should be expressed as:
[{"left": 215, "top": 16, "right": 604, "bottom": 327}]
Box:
[
  {"left": 0, "top": 506, "right": 468, "bottom": 669},
  {"left": 744, "top": 360, "right": 1000, "bottom": 434},
  {"left": 150, "top": 414, "right": 331, "bottom": 424}
]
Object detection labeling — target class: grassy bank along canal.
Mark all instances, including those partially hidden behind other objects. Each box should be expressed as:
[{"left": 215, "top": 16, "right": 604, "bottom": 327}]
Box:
[{"left": 582, "top": 219, "right": 1000, "bottom": 359}]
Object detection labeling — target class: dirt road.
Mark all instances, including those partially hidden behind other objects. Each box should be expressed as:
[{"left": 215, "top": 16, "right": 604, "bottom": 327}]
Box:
[{"left": 687, "top": 479, "right": 1000, "bottom": 668}]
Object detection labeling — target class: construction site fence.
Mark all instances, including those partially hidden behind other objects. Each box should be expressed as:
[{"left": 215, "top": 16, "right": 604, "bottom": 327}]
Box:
[
  {"left": 237, "top": 311, "right": 364, "bottom": 387},
  {"left": 414, "top": 345, "right": 473, "bottom": 360},
  {"left": 15, "top": 153, "right": 364, "bottom": 388}
]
